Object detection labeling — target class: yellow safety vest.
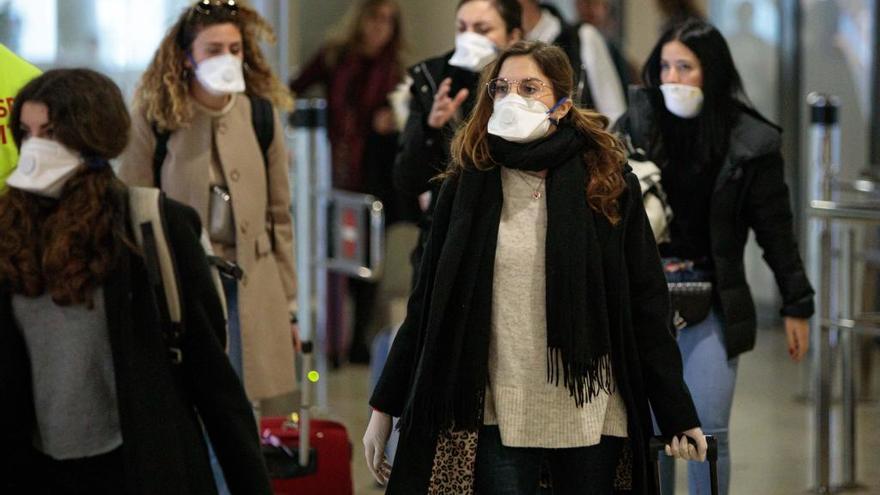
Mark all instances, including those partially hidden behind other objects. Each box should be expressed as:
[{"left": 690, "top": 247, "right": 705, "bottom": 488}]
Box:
[{"left": 0, "top": 44, "right": 41, "bottom": 191}]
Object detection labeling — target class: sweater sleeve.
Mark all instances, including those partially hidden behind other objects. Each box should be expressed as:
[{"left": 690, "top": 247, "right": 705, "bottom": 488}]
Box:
[
  {"left": 622, "top": 173, "right": 700, "bottom": 436},
  {"left": 164, "top": 200, "right": 273, "bottom": 495},
  {"left": 289, "top": 48, "right": 328, "bottom": 95}
]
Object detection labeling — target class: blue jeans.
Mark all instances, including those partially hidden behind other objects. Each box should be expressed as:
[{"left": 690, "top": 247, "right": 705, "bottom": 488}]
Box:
[
  {"left": 657, "top": 311, "right": 738, "bottom": 495},
  {"left": 207, "top": 277, "right": 244, "bottom": 495},
  {"left": 474, "top": 426, "right": 623, "bottom": 494}
]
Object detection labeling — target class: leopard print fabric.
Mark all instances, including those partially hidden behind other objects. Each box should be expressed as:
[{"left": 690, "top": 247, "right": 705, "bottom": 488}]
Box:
[
  {"left": 427, "top": 429, "right": 479, "bottom": 495},
  {"left": 613, "top": 438, "right": 634, "bottom": 491}
]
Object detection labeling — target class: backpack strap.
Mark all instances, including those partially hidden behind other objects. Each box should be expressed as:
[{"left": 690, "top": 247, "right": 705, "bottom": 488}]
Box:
[
  {"left": 151, "top": 123, "right": 171, "bottom": 188},
  {"left": 248, "top": 94, "right": 278, "bottom": 250},
  {"left": 129, "top": 186, "right": 232, "bottom": 360},
  {"left": 129, "top": 186, "right": 185, "bottom": 364},
  {"left": 249, "top": 94, "right": 273, "bottom": 168}
]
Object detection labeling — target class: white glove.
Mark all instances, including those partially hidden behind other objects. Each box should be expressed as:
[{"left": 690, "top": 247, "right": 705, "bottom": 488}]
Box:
[
  {"left": 664, "top": 426, "right": 708, "bottom": 462},
  {"left": 363, "top": 410, "right": 393, "bottom": 484}
]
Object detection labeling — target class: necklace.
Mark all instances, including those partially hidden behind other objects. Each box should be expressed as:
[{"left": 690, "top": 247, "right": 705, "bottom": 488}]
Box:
[{"left": 513, "top": 169, "right": 546, "bottom": 200}]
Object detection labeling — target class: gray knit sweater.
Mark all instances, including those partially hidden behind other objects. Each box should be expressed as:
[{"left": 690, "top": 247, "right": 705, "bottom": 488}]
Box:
[{"left": 12, "top": 289, "right": 122, "bottom": 459}]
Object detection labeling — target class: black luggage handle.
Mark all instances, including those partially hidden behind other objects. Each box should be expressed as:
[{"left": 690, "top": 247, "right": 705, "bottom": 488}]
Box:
[{"left": 649, "top": 435, "right": 719, "bottom": 495}]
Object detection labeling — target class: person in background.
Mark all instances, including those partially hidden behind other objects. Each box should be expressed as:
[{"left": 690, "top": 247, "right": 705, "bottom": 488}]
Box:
[
  {"left": 0, "top": 43, "right": 40, "bottom": 191},
  {"left": 519, "top": 0, "right": 626, "bottom": 124},
  {"left": 615, "top": 19, "right": 813, "bottom": 495},
  {"left": 656, "top": 0, "right": 704, "bottom": 32},
  {"left": 0, "top": 68, "right": 272, "bottom": 495},
  {"left": 365, "top": 40, "right": 707, "bottom": 494},
  {"left": 573, "top": 0, "right": 637, "bottom": 92},
  {"left": 394, "top": 0, "right": 523, "bottom": 290},
  {"left": 120, "top": 0, "right": 298, "bottom": 402},
  {"left": 290, "top": 0, "right": 405, "bottom": 365}
]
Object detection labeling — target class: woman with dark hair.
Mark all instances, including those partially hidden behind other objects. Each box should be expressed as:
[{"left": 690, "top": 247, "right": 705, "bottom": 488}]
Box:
[
  {"left": 0, "top": 68, "right": 271, "bottom": 494},
  {"left": 290, "top": 0, "right": 406, "bottom": 364},
  {"left": 120, "top": 0, "right": 299, "bottom": 404},
  {"left": 365, "top": 40, "right": 707, "bottom": 494},
  {"left": 394, "top": 0, "right": 524, "bottom": 288},
  {"left": 615, "top": 19, "right": 813, "bottom": 495}
]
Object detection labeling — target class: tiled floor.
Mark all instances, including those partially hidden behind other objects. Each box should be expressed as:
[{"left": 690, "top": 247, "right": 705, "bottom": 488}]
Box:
[{"left": 318, "top": 327, "right": 880, "bottom": 494}]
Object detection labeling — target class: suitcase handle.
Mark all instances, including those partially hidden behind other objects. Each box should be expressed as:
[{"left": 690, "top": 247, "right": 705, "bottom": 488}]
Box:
[
  {"left": 649, "top": 434, "right": 717, "bottom": 463},
  {"left": 649, "top": 435, "right": 719, "bottom": 495}
]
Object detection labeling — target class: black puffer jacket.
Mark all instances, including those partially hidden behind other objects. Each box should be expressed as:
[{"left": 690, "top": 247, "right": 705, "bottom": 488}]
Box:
[{"left": 616, "top": 87, "right": 814, "bottom": 358}]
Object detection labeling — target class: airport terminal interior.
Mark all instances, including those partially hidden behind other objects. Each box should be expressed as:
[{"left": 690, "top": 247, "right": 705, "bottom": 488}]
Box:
[{"left": 1, "top": 0, "right": 880, "bottom": 494}]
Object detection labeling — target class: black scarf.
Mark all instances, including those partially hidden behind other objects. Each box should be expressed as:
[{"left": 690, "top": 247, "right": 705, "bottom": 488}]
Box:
[{"left": 400, "top": 125, "right": 613, "bottom": 434}]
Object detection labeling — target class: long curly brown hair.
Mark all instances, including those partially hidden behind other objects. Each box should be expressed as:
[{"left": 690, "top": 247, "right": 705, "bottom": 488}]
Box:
[
  {"left": 135, "top": 0, "right": 292, "bottom": 131},
  {"left": 449, "top": 41, "right": 627, "bottom": 223},
  {"left": 0, "top": 69, "right": 131, "bottom": 307}
]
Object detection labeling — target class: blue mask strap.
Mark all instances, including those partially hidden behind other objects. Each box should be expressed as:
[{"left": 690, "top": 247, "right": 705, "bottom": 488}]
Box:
[
  {"left": 84, "top": 156, "right": 111, "bottom": 170},
  {"left": 547, "top": 97, "right": 568, "bottom": 126},
  {"left": 187, "top": 52, "right": 198, "bottom": 70}
]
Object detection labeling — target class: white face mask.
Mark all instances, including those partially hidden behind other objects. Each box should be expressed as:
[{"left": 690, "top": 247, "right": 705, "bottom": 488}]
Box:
[
  {"left": 193, "top": 53, "right": 246, "bottom": 96},
  {"left": 487, "top": 93, "right": 567, "bottom": 143},
  {"left": 6, "top": 137, "right": 83, "bottom": 198},
  {"left": 660, "top": 83, "right": 704, "bottom": 119},
  {"left": 448, "top": 32, "right": 499, "bottom": 72}
]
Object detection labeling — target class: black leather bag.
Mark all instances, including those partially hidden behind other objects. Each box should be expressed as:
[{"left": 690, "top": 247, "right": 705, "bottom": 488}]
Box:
[{"left": 663, "top": 259, "right": 713, "bottom": 330}]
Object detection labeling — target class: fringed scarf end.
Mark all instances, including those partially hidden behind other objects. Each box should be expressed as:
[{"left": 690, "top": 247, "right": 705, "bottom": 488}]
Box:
[{"left": 547, "top": 350, "right": 614, "bottom": 407}]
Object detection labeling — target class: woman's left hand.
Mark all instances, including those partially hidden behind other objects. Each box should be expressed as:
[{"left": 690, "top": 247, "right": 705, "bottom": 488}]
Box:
[
  {"left": 784, "top": 316, "right": 810, "bottom": 362},
  {"left": 291, "top": 323, "right": 302, "bottom": 353},
  {"left": 665, "top": 427, "right": 708, "bottom": 462}
]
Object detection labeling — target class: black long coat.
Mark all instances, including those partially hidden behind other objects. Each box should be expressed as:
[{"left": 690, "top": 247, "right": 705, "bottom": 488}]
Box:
[
  {"left": 616, "top": 88, "right": 814, "bottom": 358},
  {"left": 371, "top": 169, "right": 700, "bottom": 494},
  {"left": 0, "top": 197, "right": 272, "bottom": 495}
]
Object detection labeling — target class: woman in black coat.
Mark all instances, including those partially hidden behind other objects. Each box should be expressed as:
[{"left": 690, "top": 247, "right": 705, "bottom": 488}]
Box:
[
  {"left": 0, "top": 69, "right": 271, "bottom": 495},
  {"left": 365, "top": 41, "right": 706, "bottom": 494},
  {"left": 393, "top": 0, "right": 523, "bottom": 283},
  {"left": 615, "top": 20, "right": 814, "bottom": 495}
]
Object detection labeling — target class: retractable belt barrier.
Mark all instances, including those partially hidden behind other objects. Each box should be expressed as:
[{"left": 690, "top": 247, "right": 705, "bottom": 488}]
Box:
[
  {"left": 288, "top": 98, "right": 385, "bottom": 470},
  {"left": 806, "top": 93, "right": 880, "bottom": 493}
]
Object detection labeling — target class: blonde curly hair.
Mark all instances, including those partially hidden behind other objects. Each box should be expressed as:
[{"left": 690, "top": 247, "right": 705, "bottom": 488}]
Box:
[{"left": 135, "top": 0, "right": 292, "bottom": 131}]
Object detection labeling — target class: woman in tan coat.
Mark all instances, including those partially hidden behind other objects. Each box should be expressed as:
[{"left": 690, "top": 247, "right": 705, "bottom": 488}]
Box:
[{"left": 119, "top": 0, "right": 298, "bottom": 405}]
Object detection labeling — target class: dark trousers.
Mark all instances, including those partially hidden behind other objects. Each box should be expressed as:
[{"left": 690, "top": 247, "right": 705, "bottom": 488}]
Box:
[
  {"left": 36, "top": 447, "right": 125, "bottom": 495},
  {"left": 475, "top": 426, "right": 623, "bottom": 495}
]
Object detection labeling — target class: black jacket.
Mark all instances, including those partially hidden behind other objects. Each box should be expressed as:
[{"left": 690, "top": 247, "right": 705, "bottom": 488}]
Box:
[
  {"left": 616, "top": 88, "right": 815, "bottom": 358},
  {"left": 1, "top": 197, "right": 272, "bottom": 495},
  {"left": 372, "top": 169, "right": 700, "bottom": 494},
  {"left": 393, "top": 52, "right": 479, "bottom": 273}
]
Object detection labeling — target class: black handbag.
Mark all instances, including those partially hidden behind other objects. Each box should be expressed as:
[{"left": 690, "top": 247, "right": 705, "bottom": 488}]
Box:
[{"left": 663, "top": 258, "right": 713, "bottom": 331}]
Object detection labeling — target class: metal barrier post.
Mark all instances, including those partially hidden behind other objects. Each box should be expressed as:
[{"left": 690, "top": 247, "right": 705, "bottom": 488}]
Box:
[
  {"left": 312, "top": 99, "right": 331, "bottom": 411},
  {"left": 839, "top": 226, "right": 859, "bottom": 489},
  {"left": 807, "top": 93, "right": 839, "bottom": 494}
]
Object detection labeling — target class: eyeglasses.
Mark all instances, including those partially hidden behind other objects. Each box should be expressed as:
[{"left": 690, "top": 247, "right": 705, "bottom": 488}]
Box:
[
  {"left": 191, "top": 0, "right": 238, "bottom": 17},
  {"left": 486, "top": 78, "right": 552, "bottom": 101}
]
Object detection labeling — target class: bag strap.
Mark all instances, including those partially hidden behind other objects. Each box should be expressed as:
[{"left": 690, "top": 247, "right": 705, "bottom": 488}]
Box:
[
  {"left": 151, "top": 123, "right": 171, "bottom": 188},
  {"left": 248, "top": 93, "right": 278, "bottom": 250},
  {"left": 248, "top": 93, "right": 273, "bottom": 168},
  {"left": 129, "top": 186, "right": 185, "bottom": 364}
]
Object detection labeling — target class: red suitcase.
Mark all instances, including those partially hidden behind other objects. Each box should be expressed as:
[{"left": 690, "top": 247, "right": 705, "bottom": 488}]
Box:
[{"left": 260, "top": 414, "right": 354, "bottom": 495}]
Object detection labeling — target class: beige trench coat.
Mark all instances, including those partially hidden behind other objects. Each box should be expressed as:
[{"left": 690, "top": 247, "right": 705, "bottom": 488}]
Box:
[{"left": 119, "top": 94, "right": 296, "bottom": 400}]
